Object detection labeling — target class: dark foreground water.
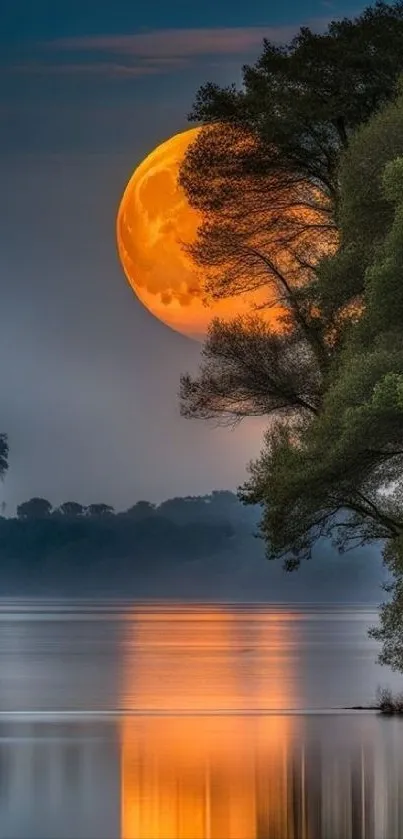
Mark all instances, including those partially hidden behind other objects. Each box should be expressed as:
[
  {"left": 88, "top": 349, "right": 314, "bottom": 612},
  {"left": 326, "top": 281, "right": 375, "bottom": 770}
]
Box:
[{"left": 0, "top": 600, "right": 403, "bottom": 838}]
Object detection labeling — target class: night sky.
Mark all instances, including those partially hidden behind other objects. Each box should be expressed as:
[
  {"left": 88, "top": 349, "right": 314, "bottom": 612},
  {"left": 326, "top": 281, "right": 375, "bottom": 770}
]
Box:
[{"left": 1, "top": 0, "right": 364, "bottom": 512}]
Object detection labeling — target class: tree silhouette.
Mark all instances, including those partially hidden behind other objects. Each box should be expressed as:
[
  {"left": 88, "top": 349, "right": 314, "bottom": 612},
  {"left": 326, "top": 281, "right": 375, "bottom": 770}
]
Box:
[
  {"left": 0, "top": 434, "right": 8, "bottom": 478},
  {"left": 17, "top": 498, "right": 52, "bottom": 519},
  {"left": 125, "top": 501, "right": 156, "bottom": 520},
  {"left": 86, "top": 503, "right": 114, "bottom": 517},
  {"left": 58, "top": 502, "right": 86, "bottom": 517}
]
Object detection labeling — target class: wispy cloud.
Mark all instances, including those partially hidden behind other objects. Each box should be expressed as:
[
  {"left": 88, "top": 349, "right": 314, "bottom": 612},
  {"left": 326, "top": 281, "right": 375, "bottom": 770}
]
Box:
[
  {"left": 8, "top": 20, "right": 331, "bottom": 80},
  {"left": 9, "top": 61, "right": 170, "bottom": 78},
  {"left": 47, "top": 26, "right": 297, "bottom": 58}
]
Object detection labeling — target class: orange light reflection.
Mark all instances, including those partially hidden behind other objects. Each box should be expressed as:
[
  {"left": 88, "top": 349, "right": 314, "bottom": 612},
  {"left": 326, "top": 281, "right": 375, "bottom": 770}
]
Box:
[{"left": 119, "top": 605, "right": 300, "bottom": 839}]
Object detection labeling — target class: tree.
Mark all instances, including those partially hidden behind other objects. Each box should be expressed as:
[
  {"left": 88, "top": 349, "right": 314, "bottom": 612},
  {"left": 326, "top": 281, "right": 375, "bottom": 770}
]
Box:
[
  {"left": 158, "top": 495, "right": 212, "bottom": 524},
  {"left": 369, "top": 539, "right": 403, "bottom": 671},
  {"left": 125, "top": 501, "right": 156, "bottom": 520},
  {"left": 179, "top": 8, "right": 403, "bottom": 667},
  {"left": 17, "top": 497, "right": 52, "bottom": 519},
  {"left": 179, "top": 3, "right": 403, "bottom": 428},
  {"left": 57, "top": 501, "right": 86, "bottom": 517},
  {"left": 314, "top": 88, "right": 403, "bottom": 322},
  {"left": 237, "top": 109, "right": 403, "bottom": 567},
  {"left": 180, "top": 122, "right": 337, "bottom": 355},
  {"left": 180, "top": 2, "right": 403, "bottom": 291},
  {"left": 210, "top": 490, "right": 239, "bottom": 508},
  {"left": 86, "top": 503, "right": 114, "bottom": 517},
  {"left": 181, "top": 94, "right": 403, "bottom": 430},
  {"left": 180, "top": 314, "right": 321, "bottom": 425},
  {"left": 0, "top": 434, "right": 8, "bottom": 478},
  {"left": 183, "top": 2, "right": 403, "bottom": 209}
]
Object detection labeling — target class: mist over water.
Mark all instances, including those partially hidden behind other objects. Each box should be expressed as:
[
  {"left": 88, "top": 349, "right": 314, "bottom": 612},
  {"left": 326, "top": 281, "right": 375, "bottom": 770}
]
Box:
[{"left": 1, "top": 601, "right": 403, "bottom": 838}]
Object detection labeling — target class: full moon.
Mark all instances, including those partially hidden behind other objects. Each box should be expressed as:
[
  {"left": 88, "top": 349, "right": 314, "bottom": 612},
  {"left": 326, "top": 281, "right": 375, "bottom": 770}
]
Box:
[{"left": 116, "top": 128, "right": 277, "bottom": 341}]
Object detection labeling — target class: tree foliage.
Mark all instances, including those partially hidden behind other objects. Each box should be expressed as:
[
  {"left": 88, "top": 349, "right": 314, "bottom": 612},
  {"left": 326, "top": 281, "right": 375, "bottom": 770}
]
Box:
[
  {"left": 86, "top": 503, "right": 114, "bottom": 517},
  {"left": 0, "top": 434, "right": 8, "bottom": 479},
  {"left": 239, "top": 119, "right": 403, "bottom": 566},
  {"left": 58, "top": 501, "right": 85, "bottom": 517},
  {"left": 17, "top": 497, "right": 52, "bottom": 520},
  {"left": 0, "top": 491, "right": 252, "bottom": 574},
  {"left": 180, "top": 2, "right": 403, "bottom": 325},
  {"left": 125, "top": 501, "right": 156, "bottom": 520},
  {"left": 185, "top": 1, "right": 403, "bottom": 199},
  {"left": 179, "top": 4, "right": 403, "bottom": 668},
  {"left": 180, "top": 4, "right": 403, "bottom": 431},
  {"left": 369, "top": 538, "right": 403, "bottom": 670},
  {"left": 180, "top": 315, "right": 321, "bottom": 425},
  {"left": 180, "top": 122, "right": 336, "bottom": 325}
]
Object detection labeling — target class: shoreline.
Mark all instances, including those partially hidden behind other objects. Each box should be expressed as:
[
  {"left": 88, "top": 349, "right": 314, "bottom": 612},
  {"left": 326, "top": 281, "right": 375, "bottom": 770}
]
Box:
[
  {"left": 346, "top": 705, "right": 378, "bottom": 711},
  {"left": 346, "top": 705, "right": 403, "bottom": 715}
]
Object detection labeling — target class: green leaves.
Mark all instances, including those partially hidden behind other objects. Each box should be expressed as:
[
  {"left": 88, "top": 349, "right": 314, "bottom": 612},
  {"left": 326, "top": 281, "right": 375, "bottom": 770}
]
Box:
[
  {"left": 371, "top": 372, "right": 403, "bottom": 411},
  {"left": 382, "top": 155, "right": 403, "bottom": 203},
  {"left": 188, "top": 3, "right": 403, "bottom": 199},
  {"left": 180, "top": 2, "right": 403, "bottom": 667},
  {"left": 369, "top": 535, "right": 403, "bottom": 671}
]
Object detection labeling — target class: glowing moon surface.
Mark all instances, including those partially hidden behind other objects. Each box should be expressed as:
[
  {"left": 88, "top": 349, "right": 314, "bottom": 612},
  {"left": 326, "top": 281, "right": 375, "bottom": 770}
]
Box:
[{"left": 116, "top": 128, "right": 275, "bottom": 340}]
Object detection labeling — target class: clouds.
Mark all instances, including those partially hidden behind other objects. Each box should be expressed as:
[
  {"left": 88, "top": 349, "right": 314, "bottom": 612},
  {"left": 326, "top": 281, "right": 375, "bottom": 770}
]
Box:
[
  {"left": 9, "top": 61, "right": 166, "bottom": 78},
  {"left": 42, "top": 27, "right": 273, "bottom": 78},
  {"left": 49, "top": 25, "right": 293, "bottom": 57},
  {"left": 1, "top": 23, "right": 290, "bottom": 154},
  {"left": 5, "top": 21, "right": 331, "bottom": 81}
]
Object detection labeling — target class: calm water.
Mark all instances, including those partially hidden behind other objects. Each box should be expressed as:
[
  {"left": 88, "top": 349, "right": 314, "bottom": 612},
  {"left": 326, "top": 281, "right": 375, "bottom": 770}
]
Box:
[{"left": 0, "top": 600, "right": 403, "bottom": 838}]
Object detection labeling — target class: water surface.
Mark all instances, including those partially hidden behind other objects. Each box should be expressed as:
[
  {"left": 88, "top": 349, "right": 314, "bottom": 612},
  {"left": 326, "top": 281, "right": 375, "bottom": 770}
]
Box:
[{"left": 0, "top": 600, "right": 402, "bottom": 838}]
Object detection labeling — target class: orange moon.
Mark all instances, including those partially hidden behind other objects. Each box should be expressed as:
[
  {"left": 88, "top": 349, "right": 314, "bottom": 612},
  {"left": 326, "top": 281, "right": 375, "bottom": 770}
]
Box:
[{"left": 116, "top": 128, "right": 274, "bottom": 341}]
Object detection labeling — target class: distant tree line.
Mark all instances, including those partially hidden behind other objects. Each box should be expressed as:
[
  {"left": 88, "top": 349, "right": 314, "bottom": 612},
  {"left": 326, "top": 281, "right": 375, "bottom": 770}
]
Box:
[{"left": 13, "top": 490, "right": 258, "bottom": 525}]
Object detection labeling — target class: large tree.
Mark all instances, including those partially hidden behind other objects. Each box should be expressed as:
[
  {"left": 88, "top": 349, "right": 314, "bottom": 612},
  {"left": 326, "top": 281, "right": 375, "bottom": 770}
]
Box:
[
  {"left": 86, "top": 503, "right": 114, "bottom": 517},
  {"left": 183, "top": 93, "right": 403, "bottom": 558},
  {"left": 236, "top": 96, "right": 403, "bottom": 560},
  {"left": 17, "top": 497, "right": 52, "bottom": 519},
  {"left": 183, "top": 1, "right": 403, "bottom": 204},
  {"left": 180, "top": 3, "right": 403, "bottom": 428},
  {"left": 179, "top": 3, "right": 403, "bottom": 667},
  {"left": 180, "top": 2, "right": 403, "bottom": 299},
  {"left": 57, "top": 501, "right": 86, "bottom": 517}
]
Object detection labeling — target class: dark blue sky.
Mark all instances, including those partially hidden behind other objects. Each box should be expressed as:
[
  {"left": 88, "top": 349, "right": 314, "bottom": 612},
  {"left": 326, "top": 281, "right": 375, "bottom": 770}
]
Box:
[
  {"left": 0, "top": 0, "right": 366, "bottom": 511},
  {"left": 2, "top": 1, "right": 357, "bottom": 41},
  {"left": 1, "top": 0, "right": 362, "bottom": 157}
]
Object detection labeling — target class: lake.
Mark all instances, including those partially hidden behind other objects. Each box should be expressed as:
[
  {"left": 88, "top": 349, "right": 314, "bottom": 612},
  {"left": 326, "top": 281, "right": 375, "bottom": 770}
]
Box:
[{"left": 0, "top": 600, "right": 403, "bottom": 838}]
